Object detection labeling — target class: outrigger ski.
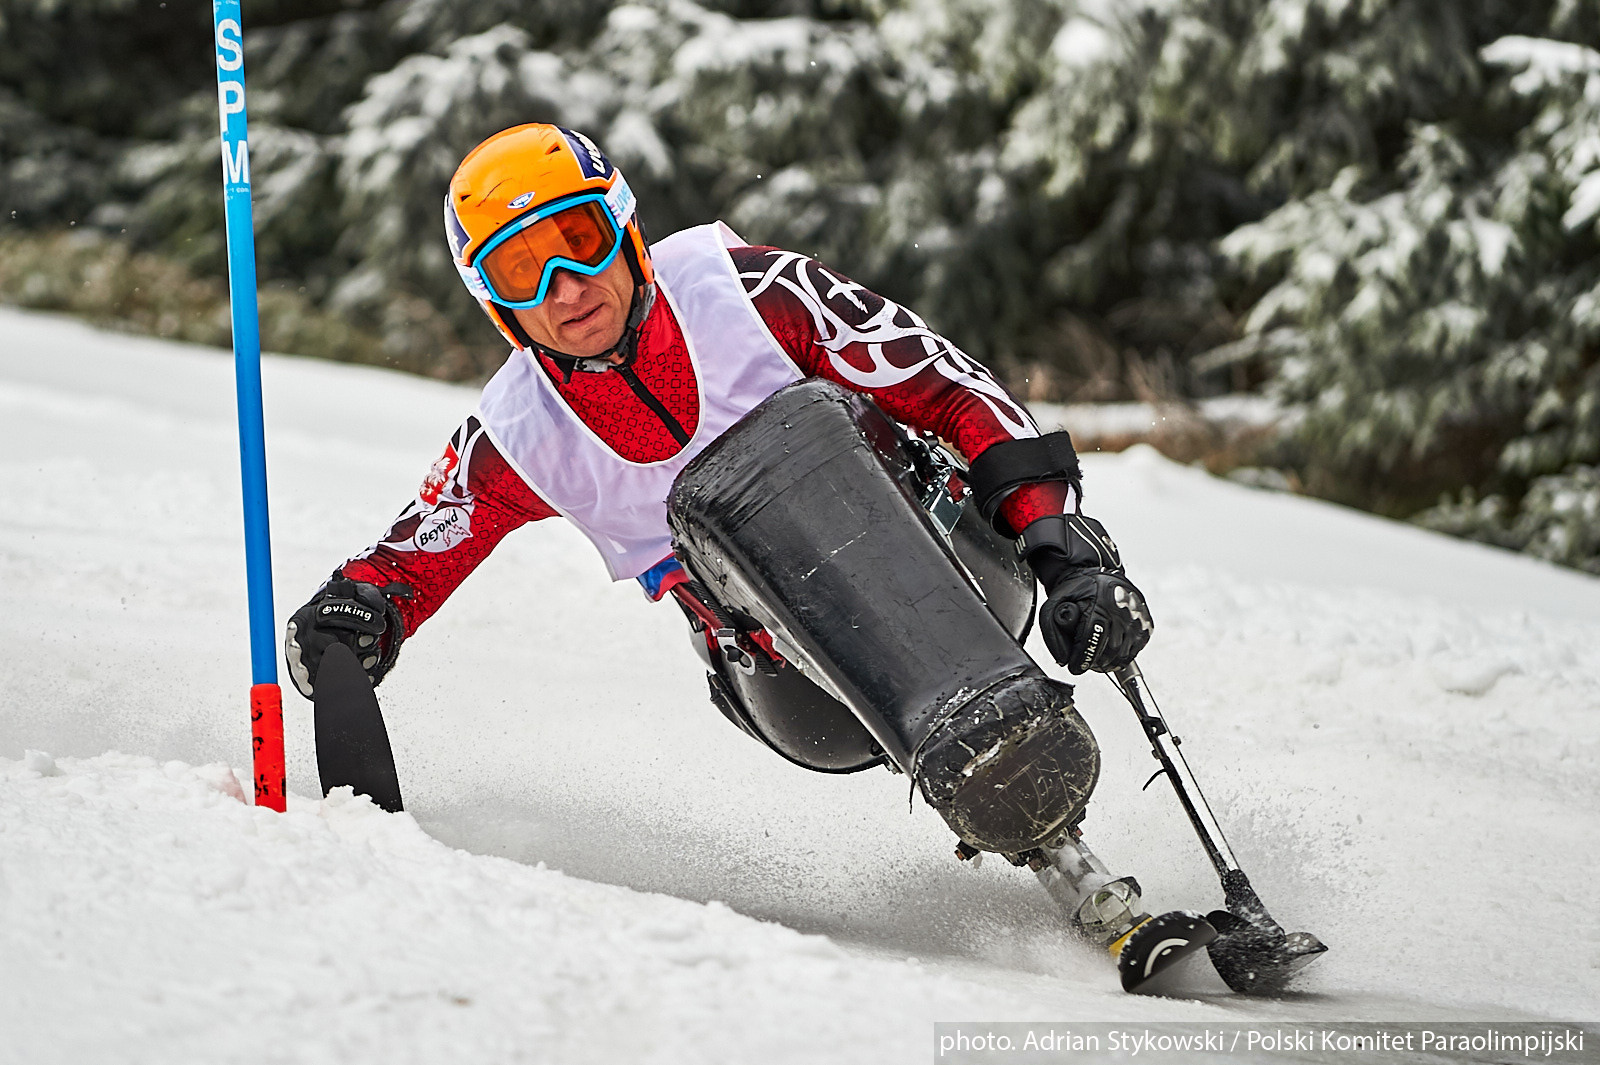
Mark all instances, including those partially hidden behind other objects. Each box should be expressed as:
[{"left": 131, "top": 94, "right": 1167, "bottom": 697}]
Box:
[
  {"left": 1108, "top": 663, "right": 1328, "bottom": 994},
  {"left": 964, "top": 661, "right": 1328, "bottom": 996},
  {"left": 314, "top": 642, "right": 404, "bottom": 813}
]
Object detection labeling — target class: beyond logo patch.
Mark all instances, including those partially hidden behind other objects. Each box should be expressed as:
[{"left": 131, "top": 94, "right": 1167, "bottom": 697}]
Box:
[{"left": 413, "top": 504, "right": 473, "bottom": 553}]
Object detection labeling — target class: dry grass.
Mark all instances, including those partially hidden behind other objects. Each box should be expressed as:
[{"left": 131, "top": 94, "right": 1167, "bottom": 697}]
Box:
[{"left": 0, "top": 229, "right": 483, "bottom": 379}]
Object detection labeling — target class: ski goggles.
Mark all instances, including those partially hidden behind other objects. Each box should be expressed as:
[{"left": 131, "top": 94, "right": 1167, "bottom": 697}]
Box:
[{"left": 461, "top": 178, "right": 635, "bottom": 309}]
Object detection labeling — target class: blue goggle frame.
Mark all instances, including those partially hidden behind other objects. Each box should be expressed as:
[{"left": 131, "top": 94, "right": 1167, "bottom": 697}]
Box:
[{"left": 463, "top": 183, "right": 633, "bottom": 310}]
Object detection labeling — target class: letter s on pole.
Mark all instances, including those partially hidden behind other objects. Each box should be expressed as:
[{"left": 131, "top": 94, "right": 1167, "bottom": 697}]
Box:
[{"left": 216, "top": 18, "right": 244, "bottom": 70}]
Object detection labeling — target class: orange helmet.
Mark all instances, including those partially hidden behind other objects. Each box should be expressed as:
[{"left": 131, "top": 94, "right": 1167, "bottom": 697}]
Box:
[{"left": 445, "top": 124, "right": 654, "bottom": 353}]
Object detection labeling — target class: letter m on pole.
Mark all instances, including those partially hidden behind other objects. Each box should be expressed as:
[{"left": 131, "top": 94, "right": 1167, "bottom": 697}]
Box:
[{"left": 222, "top": 139, "right": 250, "bottom": 185}]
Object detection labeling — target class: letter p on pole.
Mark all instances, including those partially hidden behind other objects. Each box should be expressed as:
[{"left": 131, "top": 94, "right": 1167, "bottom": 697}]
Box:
[{"left": 213, "top": 0, "right": 284, "bottom": 811}]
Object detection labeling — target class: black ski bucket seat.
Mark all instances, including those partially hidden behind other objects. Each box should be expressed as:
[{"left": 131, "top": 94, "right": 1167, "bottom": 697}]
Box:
[{"left": 667, "top": 379, "right": 1099, "bottom": 854}]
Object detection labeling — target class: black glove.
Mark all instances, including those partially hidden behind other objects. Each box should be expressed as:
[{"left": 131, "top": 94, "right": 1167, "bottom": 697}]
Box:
[
  {"left": 283, "top": 575, "right": 409, "bottom": 699},
  {"left": 1022, "top": 513, "right": 1154, "bottom": 675}
]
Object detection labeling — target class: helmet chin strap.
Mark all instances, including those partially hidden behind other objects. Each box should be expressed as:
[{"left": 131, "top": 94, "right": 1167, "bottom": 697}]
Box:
[{"left": 498, "top": 242, "right": 656, "bottom": 383}]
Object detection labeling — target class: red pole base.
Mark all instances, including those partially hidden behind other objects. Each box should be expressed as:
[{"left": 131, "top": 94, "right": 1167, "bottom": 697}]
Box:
[{"left": 251, "top": 683, "right": 286, "bottom": 811}]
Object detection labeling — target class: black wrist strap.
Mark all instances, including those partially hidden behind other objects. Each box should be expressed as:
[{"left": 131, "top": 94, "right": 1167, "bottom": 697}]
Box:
[
  {"left": 1018, "top": 515, "right": 1073, "bottom": 590},
  {"left": 966, "top": 432, "right": 1083, "bottom": 533},
  {"left": 1019, "top": 514, "right": 1070, "bottom": 555},
  {"left": 1017, "top": 513, "right": 1125, "bottom": 589}
]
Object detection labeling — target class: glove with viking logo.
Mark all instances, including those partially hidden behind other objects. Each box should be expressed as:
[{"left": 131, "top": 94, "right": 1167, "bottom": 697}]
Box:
[
  {"left": 1021, "top": 513, "right": 1154, "bottom": 675},
  {"left": 283, "top": 574, "right": 410, "bottom": 699}
]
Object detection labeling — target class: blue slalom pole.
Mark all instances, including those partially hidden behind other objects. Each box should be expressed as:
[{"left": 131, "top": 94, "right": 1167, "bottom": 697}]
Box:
[{"left": 213, "top": 0, "right": 285, "bottom": 811}]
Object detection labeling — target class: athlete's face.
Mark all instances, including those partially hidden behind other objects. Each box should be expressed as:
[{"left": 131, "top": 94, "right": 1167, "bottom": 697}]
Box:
[{"left": 511, "top": 253, "right": 635, "bottom": 360}]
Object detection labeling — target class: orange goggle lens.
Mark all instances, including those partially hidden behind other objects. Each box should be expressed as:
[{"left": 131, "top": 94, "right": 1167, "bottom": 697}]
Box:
[{"left": 477, "top": 200, "right": 620, "bottom": 306}]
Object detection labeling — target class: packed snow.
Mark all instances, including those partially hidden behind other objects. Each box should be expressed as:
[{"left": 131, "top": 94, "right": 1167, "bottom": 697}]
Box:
[{"left": 2, "top": 307, "right": 1597, "bottom": 1063}]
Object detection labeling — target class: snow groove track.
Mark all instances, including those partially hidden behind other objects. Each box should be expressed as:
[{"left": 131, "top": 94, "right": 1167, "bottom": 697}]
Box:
[{"left": 2, "top": 307, "right": 1597, "bottom": 1062}]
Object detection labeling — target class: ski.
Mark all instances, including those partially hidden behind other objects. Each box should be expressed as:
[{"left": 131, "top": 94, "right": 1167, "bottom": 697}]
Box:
[
  {"left": 1114, "top": 910, "right": 1218, "bottom": 994},
  {"left": 313, "top": 643, "right": 404, "bottom": 812}
]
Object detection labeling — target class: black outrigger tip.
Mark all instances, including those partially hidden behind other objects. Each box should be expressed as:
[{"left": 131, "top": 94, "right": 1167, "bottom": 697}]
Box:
[
  {"left": 314, "top": 642, "right": 404, "bottom": 813},
  {"left": 1205, "top": 870, "right": 1327, "bottom": 994}
]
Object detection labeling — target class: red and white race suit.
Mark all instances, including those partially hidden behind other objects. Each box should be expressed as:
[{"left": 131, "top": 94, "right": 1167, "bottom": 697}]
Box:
[{"left": 339, "top": 222, "right": 1073, "bottom": 639}]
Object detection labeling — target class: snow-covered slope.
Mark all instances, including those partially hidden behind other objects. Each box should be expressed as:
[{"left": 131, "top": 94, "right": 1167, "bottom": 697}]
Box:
[{"left": 2, "top": 307, "right": 1597, "bottom": 1062}]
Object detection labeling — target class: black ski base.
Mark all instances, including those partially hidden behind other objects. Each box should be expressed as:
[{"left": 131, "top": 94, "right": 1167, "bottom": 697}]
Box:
[
  {"left": 314, "top": 643, "right": 404, "bottom": 813},
  {"left": 1206, "top": 909, "right": 1328, "bottom": 994},
  {"left": 1117, "top": 910, "right": 1217, "bottom": 994},
  {"left": 1205, "top": 869, "right": 1328, "bottom": 993}
]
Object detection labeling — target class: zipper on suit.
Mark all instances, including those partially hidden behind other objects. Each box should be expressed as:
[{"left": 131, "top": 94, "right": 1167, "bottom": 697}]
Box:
[{"left": 616, "top": 364, "right": 692, "bottom": 446}]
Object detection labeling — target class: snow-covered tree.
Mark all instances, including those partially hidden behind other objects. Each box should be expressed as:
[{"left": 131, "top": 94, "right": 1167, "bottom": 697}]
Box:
[
  {"left": 7, "top": 0, "right": 1600, "bottom": 568},
  {"left": 1223, "top": 19, "right": 1600, "bottom": 571}
]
